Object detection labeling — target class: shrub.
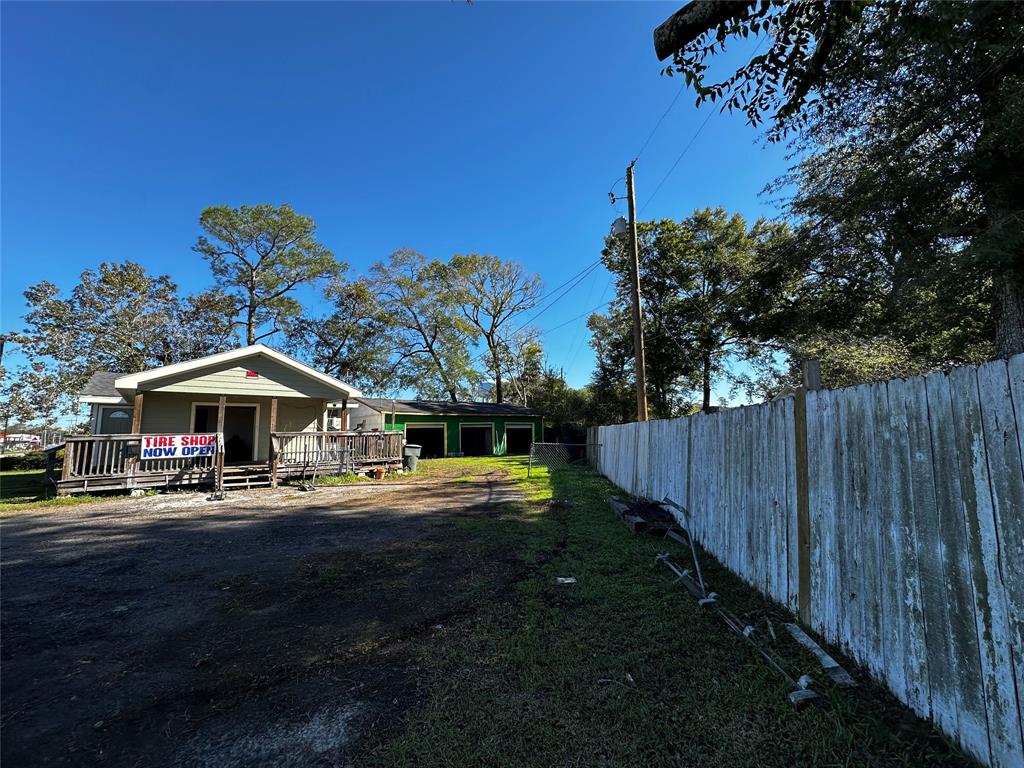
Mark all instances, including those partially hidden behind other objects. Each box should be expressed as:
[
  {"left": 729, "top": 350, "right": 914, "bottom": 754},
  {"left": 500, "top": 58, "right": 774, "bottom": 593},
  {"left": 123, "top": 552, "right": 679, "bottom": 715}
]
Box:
[{"left": 0, "top": 450, "right": 62, "bottom": 472}]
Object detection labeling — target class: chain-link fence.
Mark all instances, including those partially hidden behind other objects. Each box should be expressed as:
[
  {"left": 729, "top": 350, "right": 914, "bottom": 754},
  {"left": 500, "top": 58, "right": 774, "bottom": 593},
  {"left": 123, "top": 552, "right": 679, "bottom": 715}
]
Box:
[{"left": 527, "top": 442, "right": 601, "bottom": 477}]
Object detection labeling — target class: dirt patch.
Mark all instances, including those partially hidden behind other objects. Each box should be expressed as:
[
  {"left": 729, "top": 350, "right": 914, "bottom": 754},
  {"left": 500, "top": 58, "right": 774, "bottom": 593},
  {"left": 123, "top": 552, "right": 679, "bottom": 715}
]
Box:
[{"left": 1, "top": 470, "right": 524, "bottom": 767}]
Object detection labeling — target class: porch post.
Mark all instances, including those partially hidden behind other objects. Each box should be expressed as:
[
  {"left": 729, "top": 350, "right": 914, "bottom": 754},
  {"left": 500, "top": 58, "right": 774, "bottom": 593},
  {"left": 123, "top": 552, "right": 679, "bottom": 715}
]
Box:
[
  {"left": 128, "top": 393, "right": 145, "bottom": 487},
  {"left": 216, "top": 395, "right": 226, "bottom": 493},
  {"left": 269, "top": 397, "right": 278, "bottom": 488},
  {"left": 131, "top": 392, "right": 144, "bottom": 434},
  {"left": 341, "top": 398, "right": 349, "bottom": 430}
]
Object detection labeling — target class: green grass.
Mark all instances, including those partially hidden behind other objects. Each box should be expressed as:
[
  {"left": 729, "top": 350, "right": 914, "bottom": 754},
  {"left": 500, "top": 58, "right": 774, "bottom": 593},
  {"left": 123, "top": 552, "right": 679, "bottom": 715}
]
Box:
[
  {"left": 0, "top": 469, "right": 100, "bottom": 509},
  {"left": 359, "top": 456, "right": 972, "bottom": 768}
]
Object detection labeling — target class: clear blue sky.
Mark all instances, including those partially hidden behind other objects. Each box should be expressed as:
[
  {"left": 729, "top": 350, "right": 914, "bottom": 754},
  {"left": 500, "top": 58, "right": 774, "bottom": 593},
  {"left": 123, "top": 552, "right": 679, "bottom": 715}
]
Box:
[{"left": 1, "top": 1, "right": 787, "bottom": 396}]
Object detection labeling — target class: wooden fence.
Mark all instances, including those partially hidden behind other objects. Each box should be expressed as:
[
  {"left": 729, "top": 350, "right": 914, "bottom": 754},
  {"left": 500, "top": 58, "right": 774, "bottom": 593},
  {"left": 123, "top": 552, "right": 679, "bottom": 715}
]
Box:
[{"left": 589, "top": 354, "right": 1024, "bottom": 768}]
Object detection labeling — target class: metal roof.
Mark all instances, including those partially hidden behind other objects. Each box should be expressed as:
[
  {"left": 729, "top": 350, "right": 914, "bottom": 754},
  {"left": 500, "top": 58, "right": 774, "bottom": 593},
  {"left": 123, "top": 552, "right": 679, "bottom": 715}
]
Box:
[{"left": 356, "top": 398, "right": 544, "bottom": 417}]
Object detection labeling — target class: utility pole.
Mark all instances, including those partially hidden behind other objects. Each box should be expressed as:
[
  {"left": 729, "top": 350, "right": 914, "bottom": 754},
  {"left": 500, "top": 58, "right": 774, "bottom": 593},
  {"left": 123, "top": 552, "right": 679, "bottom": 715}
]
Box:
[{"left": 625, "top": 160, "right": 649, "bottom": 421}]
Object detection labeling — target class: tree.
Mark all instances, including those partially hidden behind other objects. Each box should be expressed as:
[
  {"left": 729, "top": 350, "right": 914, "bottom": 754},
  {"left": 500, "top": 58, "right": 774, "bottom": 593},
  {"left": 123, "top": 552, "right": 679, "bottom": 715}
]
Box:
[
  {"left": 500, "top": 330, "right": 544, "bottom": 406},
  {"left": 0, "top": 370, "right": 38, "bottom": 437},
  {"left": 20, "top": 262, "right": 235, "bottom": 413},
  {"left": 596, "top": 209, "right": 786, "bottom": 412},
  {"left": 194, "top": 204, "right": 342, "bottom": 345},
  {"left": 586, "top": 311, "right": 639, "bottom": 424},
  {"left": 369, "top": 248, "right": 480, "bottom": 402},
  {"left": 445, "top": 254, "right": 542, "bottom": 403},
  {"left": 285, "top": 277, "right": 396, "bottom": 392},
  {"left": 658, "top": 0, "right": 1024, "bottom": 357}
]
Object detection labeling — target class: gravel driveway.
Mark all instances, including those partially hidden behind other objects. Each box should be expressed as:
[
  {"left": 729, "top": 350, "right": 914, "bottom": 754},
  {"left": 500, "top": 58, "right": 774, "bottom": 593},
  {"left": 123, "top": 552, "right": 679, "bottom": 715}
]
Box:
[{"left": 1, "top": 472, "right": 521, "bottom": 767}]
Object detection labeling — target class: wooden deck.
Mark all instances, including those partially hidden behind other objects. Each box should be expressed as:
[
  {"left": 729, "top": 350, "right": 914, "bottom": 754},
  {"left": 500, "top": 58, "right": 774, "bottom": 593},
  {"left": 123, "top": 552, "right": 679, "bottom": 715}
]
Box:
[{"left": 53, "top": 431, "right": 405, "bottom": 495}]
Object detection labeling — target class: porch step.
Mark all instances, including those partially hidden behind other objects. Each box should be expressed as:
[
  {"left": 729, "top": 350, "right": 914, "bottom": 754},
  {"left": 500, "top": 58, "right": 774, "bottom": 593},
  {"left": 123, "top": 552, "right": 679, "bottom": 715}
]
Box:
[
  {"left": 222, "top": 477, "right": 271, "bottom": 489},
  {"left": 221, "top": 466, "right": 272, "bottom": 490}
]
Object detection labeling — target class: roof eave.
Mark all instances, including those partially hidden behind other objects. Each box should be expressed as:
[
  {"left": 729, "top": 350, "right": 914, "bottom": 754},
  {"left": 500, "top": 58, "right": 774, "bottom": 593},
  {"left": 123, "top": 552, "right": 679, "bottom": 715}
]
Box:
[{"left": 114, "top": 344, "right": 362, "bottom": 398}]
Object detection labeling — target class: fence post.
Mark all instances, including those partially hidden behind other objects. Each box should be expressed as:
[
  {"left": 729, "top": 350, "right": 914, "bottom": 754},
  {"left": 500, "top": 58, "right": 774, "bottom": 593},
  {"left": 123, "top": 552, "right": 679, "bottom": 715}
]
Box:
[{"left": 795, "top": 360, "right": 821, "bottom": 626}]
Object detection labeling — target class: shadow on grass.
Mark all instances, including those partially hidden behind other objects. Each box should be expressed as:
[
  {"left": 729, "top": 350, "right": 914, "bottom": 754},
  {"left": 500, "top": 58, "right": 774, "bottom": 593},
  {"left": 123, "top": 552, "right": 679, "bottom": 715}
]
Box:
[{"left": 358, "top": 457, "right": 976, "bottom": 768}]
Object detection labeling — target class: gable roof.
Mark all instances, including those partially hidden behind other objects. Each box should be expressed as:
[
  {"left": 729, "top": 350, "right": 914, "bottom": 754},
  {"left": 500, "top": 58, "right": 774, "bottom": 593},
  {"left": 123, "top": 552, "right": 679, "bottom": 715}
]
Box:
[
  {"left": 108, "top": 345, "right": 361, "bottom": 398},
  {"left": 80, "top": 371, "right": 122, "bottom": 398},
  {"left": 356, "top": 398, "right": 543, "bottom": 417}
]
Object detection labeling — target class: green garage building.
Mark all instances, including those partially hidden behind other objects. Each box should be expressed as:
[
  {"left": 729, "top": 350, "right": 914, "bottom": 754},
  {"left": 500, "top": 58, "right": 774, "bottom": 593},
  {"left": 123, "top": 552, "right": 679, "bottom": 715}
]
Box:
[{"left": 348, "top": 399, "right": 544, "bottom": 459}]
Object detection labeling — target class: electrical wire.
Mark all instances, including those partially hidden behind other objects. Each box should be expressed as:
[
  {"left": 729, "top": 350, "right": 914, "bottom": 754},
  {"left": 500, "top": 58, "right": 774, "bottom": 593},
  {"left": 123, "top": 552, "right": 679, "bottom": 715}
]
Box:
[{"left": 640, "top": 34, "right": 768, "bottom": 214}]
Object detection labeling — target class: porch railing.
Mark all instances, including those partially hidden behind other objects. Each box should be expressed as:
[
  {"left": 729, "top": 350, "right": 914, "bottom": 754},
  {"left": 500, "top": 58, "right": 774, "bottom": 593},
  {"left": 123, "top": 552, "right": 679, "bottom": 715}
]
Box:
[
  {"left": 60, "top": 433, "right": 221, "bottom": 482},
  {"left": 270, "top": 430, "right": 404, "bottom": 475}
]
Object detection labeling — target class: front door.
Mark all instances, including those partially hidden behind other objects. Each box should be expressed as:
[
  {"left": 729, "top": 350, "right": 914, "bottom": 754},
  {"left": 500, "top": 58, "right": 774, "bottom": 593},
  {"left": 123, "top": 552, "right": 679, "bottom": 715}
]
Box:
[{"left": 193, "top": 405, "right": 257, "bottom": 463}]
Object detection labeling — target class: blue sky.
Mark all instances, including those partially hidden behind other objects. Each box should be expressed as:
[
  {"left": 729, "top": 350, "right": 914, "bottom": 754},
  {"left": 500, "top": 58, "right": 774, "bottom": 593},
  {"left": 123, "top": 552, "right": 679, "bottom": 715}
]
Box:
[{"left": 1, "top": 1, "right": 787, "bottom": 398}]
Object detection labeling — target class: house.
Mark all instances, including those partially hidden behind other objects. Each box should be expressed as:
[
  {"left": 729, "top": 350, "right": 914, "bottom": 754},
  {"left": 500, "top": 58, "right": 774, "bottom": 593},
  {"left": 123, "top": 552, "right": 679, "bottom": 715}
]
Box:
[
  {"left": 79, "top": 345, "right": 362, "bottom": 463},
  {"left": 348, "top": 398, "right": 544, "bottom": 459},
  {"left": 64, "top": 345, "right": 403, "bottom": 494}
]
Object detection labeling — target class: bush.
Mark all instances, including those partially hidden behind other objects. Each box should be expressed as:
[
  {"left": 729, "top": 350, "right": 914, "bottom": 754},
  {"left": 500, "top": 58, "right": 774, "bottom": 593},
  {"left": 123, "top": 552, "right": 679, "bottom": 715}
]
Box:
[{"left": 0, "top": 450, "right": 60, "bottom": 471}]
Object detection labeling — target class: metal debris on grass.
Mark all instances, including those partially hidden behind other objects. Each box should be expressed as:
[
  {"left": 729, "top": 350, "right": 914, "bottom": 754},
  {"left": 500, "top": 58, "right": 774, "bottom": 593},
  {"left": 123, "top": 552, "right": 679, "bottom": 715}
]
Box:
[
  {"left": 653, "top": 495, "right": 822, "bottom": 708},
  {"left": 555, "top": 577, "right": 577, "bottom": 585},
  {"left": 784, "top": 623, "right": 857, "bottom": 687}
]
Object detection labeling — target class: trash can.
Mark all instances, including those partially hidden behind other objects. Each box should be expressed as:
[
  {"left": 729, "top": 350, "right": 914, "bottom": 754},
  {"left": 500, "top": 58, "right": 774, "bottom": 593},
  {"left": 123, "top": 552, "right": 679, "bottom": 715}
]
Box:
[{"left": 403, "top": 443, "right": 422, "bottom": 472}]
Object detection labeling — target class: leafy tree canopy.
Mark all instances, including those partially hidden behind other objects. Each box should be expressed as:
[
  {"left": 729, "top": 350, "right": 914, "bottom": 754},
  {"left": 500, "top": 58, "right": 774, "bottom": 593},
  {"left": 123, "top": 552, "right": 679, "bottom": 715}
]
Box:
[
  {"left": 19, "top": 261, "right": 237, "bottom": 415},
  {"left": 661, "top": 0, "right": 1024, "bottom": 362},
  {"left": 194, "top": 204, "right": 342, "bottom": 345}
]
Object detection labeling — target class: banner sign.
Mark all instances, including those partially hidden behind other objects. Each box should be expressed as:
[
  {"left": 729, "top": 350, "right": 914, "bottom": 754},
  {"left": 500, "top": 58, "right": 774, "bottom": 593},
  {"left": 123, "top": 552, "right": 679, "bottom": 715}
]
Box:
[{"left": 140, "top": 434, "right": 218, "bottom": 460}]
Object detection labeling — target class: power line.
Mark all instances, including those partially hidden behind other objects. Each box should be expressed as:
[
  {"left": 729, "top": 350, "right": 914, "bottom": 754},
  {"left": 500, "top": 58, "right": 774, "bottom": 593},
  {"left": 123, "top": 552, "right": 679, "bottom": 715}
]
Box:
[
  {"left": 640, "top": 35, "right": 768, "bottom": 214},
  {"left": 534, "top": 258, "right": 602, "bottom": 307},
  {"left": 538, "top": 299, "right": 612, "bottom": 337},
  {"left": 564, "top": 273, "right": 615, "bottom": 371},
  {"left": 635, "top": 82, "right": 686, "bottom": 161},
  {"left": 514, "top": 260, "right": 603, "bottom": 332}
]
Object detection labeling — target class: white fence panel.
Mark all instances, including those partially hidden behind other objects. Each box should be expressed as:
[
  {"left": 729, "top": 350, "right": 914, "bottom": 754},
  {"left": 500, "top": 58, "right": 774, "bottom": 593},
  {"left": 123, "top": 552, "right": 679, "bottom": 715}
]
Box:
[{"left": 591, "top": 353, "right": 1024, "bottom": 768}]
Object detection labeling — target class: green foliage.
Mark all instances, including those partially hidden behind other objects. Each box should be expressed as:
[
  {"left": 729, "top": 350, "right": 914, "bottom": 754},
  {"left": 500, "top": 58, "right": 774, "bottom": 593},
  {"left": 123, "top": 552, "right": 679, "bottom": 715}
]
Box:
[
  {"left": 499, "top": 331, "right": 544, "bottom": 406},
  {"left": 664, "top": 0, "right": 1024, "bottom": 362},
  {"left": 0, "top": 451, "right": 54, "bottom": 472},
  {"left": 664, "top": 1, "right": 871, "bottom": 132},
  {"left": 444, "top": 254, "right": 543, "bottom": 403},
  {"left": 369, "top": 248, "right": 481, "bottom": 402},
  {"left": 19, "top": 261, "right": 236, "bottom": 414},
  {"left": 592, "top": 208, "right": 790, "bottom": 415},
  {"left": 285, "top": 276, "right": 396, "bottom": 392},
  {"left": 194, "top": 204, "right": 342, "bottom": 345}
]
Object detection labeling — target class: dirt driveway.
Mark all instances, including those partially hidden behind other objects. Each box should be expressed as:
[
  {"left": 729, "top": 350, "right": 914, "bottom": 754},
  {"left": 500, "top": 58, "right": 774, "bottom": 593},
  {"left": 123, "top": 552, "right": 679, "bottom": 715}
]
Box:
[{"left": 1, "top": 470, "right": 522, "bottom": 767}]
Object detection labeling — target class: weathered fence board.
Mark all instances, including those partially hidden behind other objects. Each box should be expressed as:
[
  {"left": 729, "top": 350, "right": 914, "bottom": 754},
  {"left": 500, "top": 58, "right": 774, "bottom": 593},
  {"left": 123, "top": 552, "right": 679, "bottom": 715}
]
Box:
[{"left": 592, "top": 354, "right": 1024, "bottom": 768}]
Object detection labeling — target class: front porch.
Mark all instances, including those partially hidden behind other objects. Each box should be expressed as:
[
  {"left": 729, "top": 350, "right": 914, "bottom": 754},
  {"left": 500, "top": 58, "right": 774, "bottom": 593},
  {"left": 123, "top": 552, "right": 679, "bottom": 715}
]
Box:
[{"left": 53, "top": 430, "right": 405, "bottom": 495}]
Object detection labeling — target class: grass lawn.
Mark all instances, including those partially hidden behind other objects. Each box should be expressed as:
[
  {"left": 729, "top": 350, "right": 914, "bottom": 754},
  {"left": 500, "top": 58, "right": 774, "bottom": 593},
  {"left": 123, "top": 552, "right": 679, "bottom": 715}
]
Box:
[
  {"left": 0, "top": 469, "right": 99, "bottom": 510},
  {"left": 359, "top": 456, "right": 971, "bottom": 768}
]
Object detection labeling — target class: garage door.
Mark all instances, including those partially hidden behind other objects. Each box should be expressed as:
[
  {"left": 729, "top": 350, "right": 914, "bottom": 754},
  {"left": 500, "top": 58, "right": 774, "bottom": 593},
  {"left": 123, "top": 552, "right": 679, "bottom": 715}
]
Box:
[
  {"left": 460, "top": 425, "right": 493, "bottom": 456},
  {"left": 405, "top": 426, "right": 445, "bottom": 459},
  {"left": 505, "top": 426, "right": 533, "bottom": 455}
]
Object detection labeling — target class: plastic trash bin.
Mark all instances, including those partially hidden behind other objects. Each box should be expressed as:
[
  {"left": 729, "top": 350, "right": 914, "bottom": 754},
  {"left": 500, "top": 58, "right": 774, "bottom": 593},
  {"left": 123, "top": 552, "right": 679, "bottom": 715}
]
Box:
[{"left": 403, "top": 443, "right": 422, "bottom": 472}]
